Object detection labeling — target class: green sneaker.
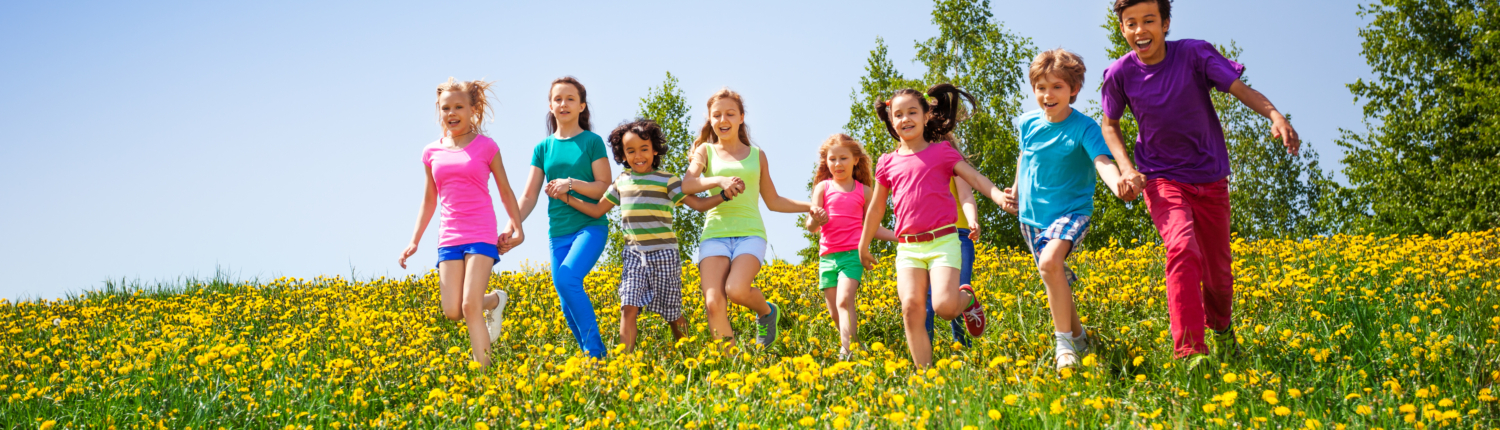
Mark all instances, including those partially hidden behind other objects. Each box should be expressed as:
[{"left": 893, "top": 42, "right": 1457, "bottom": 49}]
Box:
[
  {"left": 755, "top": 303, "right": 780, "bottom": 347},
  {"left": 1213, "top": 327, "right": 1244, "bottom": 360},
  {"left": 1185, "top": 354, "right": 1213, "bottom": 372}
]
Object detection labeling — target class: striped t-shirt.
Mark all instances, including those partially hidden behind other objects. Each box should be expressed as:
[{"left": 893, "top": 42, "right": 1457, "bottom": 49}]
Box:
[{"left": 604, "top": 170, "right": 688, "bottom": 252}]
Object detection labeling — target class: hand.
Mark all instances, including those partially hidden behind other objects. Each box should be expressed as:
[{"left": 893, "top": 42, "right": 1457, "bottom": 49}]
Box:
[
  {"left": 1271, "top": 116, "right": 1301, "bottom": 156},
  {"left": 1121, "top": 169, "right": 1146, "bottom": 198},
  {"left": 999, "top": 187, "right": 1019, "bottom": 215},
  {"left": 808, "top": 207, "right": 829, "bottom": 228},
  {"left": 967, "top": 223, "right": 981, "bottom": 241},
  {"left": 719, "top": 177, "right": 745, "bottom": 198},
  {"left": 399, "top": 242, "right": 418, "bottom": 269},
  {"left": 859, "top": 249, "right": 877, "bottom": 270},
  {"left": 544, "top": 179, "right": 570, "bottom": 200},
  {"left": 498, "top": 224, "right": 524, "bottom": 254}
]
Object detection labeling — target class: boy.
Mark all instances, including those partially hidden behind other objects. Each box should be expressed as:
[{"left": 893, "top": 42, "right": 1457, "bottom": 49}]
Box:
[
  {"left": 559, "top": 119, "right": 727, "bottom": 352},
  {"left": 1101, "top": 0, "right": 1301, "bottom": 362},
  {"left": 999, "top": 48, "right": 1131, "bottom": 370}
]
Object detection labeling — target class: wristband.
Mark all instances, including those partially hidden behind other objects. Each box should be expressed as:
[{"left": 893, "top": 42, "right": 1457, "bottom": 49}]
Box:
[{"left": 719, "top": 190, "right": 732, "bottom": 202}]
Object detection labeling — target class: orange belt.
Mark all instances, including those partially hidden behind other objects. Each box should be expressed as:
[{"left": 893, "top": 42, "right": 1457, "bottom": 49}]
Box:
[{"left": 897, "top": 225, "right": 957, "bottom": 244}]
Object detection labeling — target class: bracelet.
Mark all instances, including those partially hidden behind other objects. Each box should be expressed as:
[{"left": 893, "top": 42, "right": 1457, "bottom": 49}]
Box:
[{"left": 719, "top": 190, "right": 732, "bottom": 202}]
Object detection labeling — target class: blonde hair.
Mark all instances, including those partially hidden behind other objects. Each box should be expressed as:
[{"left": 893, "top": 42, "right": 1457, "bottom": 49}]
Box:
[
  {"left": 435, "top": 78, "right": 494, "bottom": 136},
  {"left": 693, "top": 88, "right": 752, "bottom": 149},
  {"left": 813, "top": 134, "right": 875, "bottom": 188},
  {"left": 1028, "top": 49, "right": 1088, "bottom": 104}
]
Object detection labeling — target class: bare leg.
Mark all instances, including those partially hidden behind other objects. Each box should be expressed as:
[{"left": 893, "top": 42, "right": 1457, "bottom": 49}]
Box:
[
  {"left": 461, "top": 254, "right": 496, "bottom": 367},
  {"left": 822, "top": 288, "right": 840, "bottom": 328},
  {"left": 698, "top": 256, "right": 735, "bottom": 341},
  {"left": 620, "top": 305, "right": 641, "bottom": 353},
  {"left": 898, "top": 267, "right": 933, "bottom": 367},
  {"left": 669, "top": 316, "right": 689, "bottom": 341},
  {"left": 438, "top": 260, "right": 466, "bottom": 321},
  {"left": 722, "top": 256, "right": 771, "bottom": 316},
  {"left": 1037, "top": 240, "right": 1083, "bottom": 334},
  {"left": 929, "top": 265, "right": 967, "bottom": 320},
  {"left": 835, "top": 278, "right": 860, "bottom": 352}
]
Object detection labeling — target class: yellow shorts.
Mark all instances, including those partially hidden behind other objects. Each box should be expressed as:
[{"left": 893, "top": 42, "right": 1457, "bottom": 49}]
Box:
[{"left": 894, "top": 231, "right": 962, "bottom": 270}]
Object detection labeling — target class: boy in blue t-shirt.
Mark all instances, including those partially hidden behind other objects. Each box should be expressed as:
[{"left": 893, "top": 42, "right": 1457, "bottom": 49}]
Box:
[{"left": 999, "top": 49, "right": 1134, "bottom": 371}]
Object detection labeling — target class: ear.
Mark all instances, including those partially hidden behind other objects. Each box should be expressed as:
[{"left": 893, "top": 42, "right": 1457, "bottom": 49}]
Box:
[
  {"left": 1070, "top": 83, "right": 1082, "bottom": 99},
  {"left": 1162, "top": 18, "right": 1170, "bottom": 33}
]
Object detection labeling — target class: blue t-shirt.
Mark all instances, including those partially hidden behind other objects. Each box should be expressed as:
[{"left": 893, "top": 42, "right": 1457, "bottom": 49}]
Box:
[
  {"left": 531, "top": 131, "right": 611, "bottom": 237},
  {"left": 1014, "top": 108, "right": 1113, "bottom": 229}
]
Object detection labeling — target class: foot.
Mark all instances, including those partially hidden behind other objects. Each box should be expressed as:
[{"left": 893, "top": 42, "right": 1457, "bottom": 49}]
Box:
[
  {"left": 838, "top": 347, "right": 852, "bottom": 362},
  {"left": 755, "top": 303, "right": 780, "bottom": 347},
  {"left": 485, "top": 290, "right": 507, "bottom": 343},
  {"left": 1055, "top": 351, "right": 1079, "bottom": 370},
  {"left": 949, "top": 318, "right": 970, "bottom": 348},
  {"left": 1213, "top": 327, "right": 1243, "bottom": 360},
  {"left": 1054, "top": 332, "right": 1089, "bottom": 370},
  {"left": 958, "top": 285, "right": 987, "bottom": 337},
  {"left": 1185, "top": 353, "right": 1213, "bottom": 371}
]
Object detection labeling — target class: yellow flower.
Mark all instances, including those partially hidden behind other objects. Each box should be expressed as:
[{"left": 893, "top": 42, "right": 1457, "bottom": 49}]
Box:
[
  {"left": 989, "top": 409, "right": 1002, "bottom": 419},
  {"left": 475, "top": 422, "right": 489, "bottom": 430},
  {"left": 40, "top": 421, "right": 56, "bottom": 430},
  {"left": 1274, "top": 406, "right": 1291, "bottom": 416},
  {"left": 798, "top": 417, "right": 815, "bottom": 427},
  {"left": 1223, "top": 372, "right": 1238, "bottom": 383}
]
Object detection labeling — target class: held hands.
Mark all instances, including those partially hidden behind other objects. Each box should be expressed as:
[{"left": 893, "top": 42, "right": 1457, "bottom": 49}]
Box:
[
  {"left": 999, "top": 187, "right": 1019, "bottom": 215},
  {"left": 1271, "top": 116, "right": 1301, "bottom": 156},
  {"left": 498, "top": 223, "right": 524, "bottom": 254},
  {"left": 807, "top": 207, "right": 829, "bottom": 229},
  {"left": 1118, "top": 169, "right": 1146, "bottom": 201},
  {"left": 717, "top": 177, "right": 746, "bottom": 199},
  {"left": 398, "top": 242, "right": 418, "bottom": 269},
  {"left": 543, "top": 179, "right": 571, "bottom": 200}
]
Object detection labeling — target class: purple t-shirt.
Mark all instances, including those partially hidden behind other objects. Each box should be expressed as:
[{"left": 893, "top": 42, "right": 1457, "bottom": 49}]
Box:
[{"left": 1101, "top": 39, "right": 1244, "bottom": 184}]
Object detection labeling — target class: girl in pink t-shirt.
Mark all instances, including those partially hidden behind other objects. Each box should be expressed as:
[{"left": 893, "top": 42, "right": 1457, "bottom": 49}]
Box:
[
  {"left": 398, "top": 78, "right": 525, "bottom": 368},
  {"left": 857, "top": 84, "right": 1013, "bottom": 368},
  {"left": 804, "top": 134, "right": 895, "bottom": 360}
]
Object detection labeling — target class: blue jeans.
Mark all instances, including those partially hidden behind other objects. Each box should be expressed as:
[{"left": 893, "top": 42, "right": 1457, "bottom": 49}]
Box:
[
  {"left": 549, "top": 225, "right": 608, "bottom": 358},
  {"left": 926, "top": 228, "right": 973, "bottom": 347}
]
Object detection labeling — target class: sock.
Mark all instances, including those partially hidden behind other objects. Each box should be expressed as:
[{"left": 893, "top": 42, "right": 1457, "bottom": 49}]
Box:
[
  {"left": 1071, "top": 328, "right": 1090, "bottom": 355},
  {"left": 1054, "top": 331, "right": 1077, "bottom": 355}
]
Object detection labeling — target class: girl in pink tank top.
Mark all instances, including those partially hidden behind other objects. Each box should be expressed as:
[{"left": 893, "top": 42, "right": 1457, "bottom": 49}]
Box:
[{"left": 804, "top": 134, "right": 895, "bottom": 359}]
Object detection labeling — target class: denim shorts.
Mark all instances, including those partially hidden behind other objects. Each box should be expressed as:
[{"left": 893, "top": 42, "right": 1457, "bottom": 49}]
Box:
[
  {"left": 696, "top": 236, "right": 767, "bottom": 264},
  {"left": 436, "top": 242, "right": 500, "bottom": 268}
]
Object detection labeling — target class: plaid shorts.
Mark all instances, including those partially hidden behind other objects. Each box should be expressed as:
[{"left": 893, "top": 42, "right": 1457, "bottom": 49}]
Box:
[
  {"left": 620, "top": 248, "right": 684, "bottom": 322},
  {"left": 1019, "top": 214, "right": 1091, "bottom": 285}
]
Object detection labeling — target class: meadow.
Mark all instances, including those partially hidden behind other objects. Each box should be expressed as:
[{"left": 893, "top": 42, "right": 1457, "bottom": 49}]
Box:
[{"left": 2, "top": 230, "right": 1498, "bottom": 429}]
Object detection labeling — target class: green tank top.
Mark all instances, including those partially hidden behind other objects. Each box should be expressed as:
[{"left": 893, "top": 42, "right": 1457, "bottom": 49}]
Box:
[{"left": 701, "top": 144, "right": 766, "bottom": 240}]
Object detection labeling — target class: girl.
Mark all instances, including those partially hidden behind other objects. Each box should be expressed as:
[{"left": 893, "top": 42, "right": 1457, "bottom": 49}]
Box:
[
  {"left": 514, "top": 76, "right": 611, "bottom": 359},
  {"left": 682, "top": 88, "right": 810, "bottom": 349},
  {"left": 398, "top": 78, "right": 523, "bottom": 368},
  {"left": 804, "top": 134, "right": 895, "bottom": 360},
  {"left": 858, "top": 84, "right": 1012, "bottom": 368}
]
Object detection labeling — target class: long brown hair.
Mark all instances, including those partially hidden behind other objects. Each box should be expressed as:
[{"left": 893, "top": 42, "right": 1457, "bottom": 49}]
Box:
[
  {"left": 435, "top": 78, "right": 494, "bottom": 136},
  {"left": 545, "top": 76, "right": 592, "bottom": 135},
  {"left": 874, "top": 83, "right": 977, "bottom": 145},
  {"left": 692, "top": 88, "right": 752, "bottom": 149},
  {"left": 813, "top": 134, "right": 874, "bottom": 188}
]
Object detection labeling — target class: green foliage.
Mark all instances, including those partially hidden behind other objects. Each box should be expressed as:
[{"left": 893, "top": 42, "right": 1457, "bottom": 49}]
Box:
[
  {"left": 604, "top": 72, "right": 703, "bottom": 265},
  {"left": 799, "top": 0, "right": 1037, "bottom": 263},
  {"left": 1337, "top": 0, "right": 1500, "bottom": 235}
]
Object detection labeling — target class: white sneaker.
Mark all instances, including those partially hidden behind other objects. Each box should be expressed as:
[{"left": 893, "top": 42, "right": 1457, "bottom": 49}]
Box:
[
  {"left": 486, "top": 290, "right": 508, "bottom": 343},
  {"left": 1056, "top": 351, "right": 1079, "bottom": 370}
]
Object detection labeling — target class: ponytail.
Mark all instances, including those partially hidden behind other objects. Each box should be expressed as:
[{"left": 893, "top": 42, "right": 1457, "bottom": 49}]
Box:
[
  {"left": 436, "top": 77, "right": 495, "bottom": 136},
  {"left": 874, "top": 83, "right": 977, "bottom": 145}
]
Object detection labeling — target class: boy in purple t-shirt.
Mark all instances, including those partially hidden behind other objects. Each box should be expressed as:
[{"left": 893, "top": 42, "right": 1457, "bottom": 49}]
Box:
[{"left": 1101, "top": 0, "right": 1301, "bottom": 362}]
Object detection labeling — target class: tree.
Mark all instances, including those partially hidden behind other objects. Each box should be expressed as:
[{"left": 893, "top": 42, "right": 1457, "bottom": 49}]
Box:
[
  {"left": 799, "top": 0, "right": 1036, "bottom": 262},
  {"left": 1337, "top": 0, "right": 1499, "bottom": 236},
  {"left": 603, "top": 72, "right": 703, "bottom": 265}
]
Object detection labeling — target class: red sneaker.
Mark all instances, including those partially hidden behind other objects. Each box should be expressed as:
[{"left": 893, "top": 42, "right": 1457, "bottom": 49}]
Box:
[{"left": 959, "top": 285, "right": 986, "bottom": 337}]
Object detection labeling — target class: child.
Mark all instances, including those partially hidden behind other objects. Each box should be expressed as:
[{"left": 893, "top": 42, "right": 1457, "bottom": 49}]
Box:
[
  {"left": 398, "top": 78, "right": 524, "bottom": 368},
  {"left": 803, "top": 134, "right": 896, "bottom": 360},
  {"left": 998, "top": 49, "right": 1130, "bottom": 370},
  {"left": 1103, "top": 0, "right": 1301, "bottom": 362},
  {"left": 859, "top": 83, "right": 1013, "bottom": 368},
  {"left": 559, "top": 119, "right": 728, "bottom": 353},
  {"left": 682, "top": 88, "right": 810, "bottom": 349}
]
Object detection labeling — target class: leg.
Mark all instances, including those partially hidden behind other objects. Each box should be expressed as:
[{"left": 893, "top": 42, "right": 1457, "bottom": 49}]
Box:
[
  {"left": 619, "top": 305, "right": 641, "bottom": 353},
  {"left": 1196, "top": 180, "right": 1235, "bottom": 333},
  {"left": 722, "top": 256, "right": 771, "bottom": 316},
  {"left": 461, "top": 254, "right": 496, "bottom": 367},
  {"left": 897, "top": 267, "right": 934, "bottom": 367},
  {"left": 551, "top": 226, "right": 609, "bottom": 358},
  {"left": 929, "top": 266, "right": 966, "bottom": 320},
  {"left": 951, "top": 230, "right": 975, "bottom": 346},
  {"left": 822, "top": 288, "right": 840, "bottom": 330},
  {"left": 835, "top": 277, "right": 860, "bottom": 352},
  {"left": 698, "top": 256, "right": 735, "bottom": 341},
  {"left": 438, "top": 260, "right": 466, "bottom": 321},
  {"left": 1145, "top": 179, "right": 1211, "bottom": 358},
  {"left": 669, "top": 316, "right": 689, "bottom": 341},
  {"left": 1036, "top": 239, "right": 1083, "bottom": 335}
]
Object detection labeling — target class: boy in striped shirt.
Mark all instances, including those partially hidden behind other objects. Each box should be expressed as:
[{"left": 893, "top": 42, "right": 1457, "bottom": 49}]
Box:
[{"left": 563, "top": 119, "right": 731, "bottom": 352}]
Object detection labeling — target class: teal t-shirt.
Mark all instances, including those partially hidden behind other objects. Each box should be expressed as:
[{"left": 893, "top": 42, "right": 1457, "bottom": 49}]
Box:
[
  {"left": 531, "top": 131, "right": 611, "bottom": 237},
  {"left": 1014, "top": 108, "right": 1113, "bottom": 230}
]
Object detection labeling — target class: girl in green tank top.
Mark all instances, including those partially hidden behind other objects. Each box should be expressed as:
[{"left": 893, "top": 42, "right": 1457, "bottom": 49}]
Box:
[{"left": 681, "top": 88, "right": 813, "bottom": 348}]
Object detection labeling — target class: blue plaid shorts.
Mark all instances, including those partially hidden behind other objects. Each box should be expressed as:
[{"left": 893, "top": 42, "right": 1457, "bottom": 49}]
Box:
[
  {"left": 620, "top": 248, "right": 684, "bottom": 321},
  {"left": 1019, "top": 214, "right": 1091, "bottom": 285}
]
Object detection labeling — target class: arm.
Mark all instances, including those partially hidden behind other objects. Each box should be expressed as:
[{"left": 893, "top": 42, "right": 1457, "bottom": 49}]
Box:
[
  {"left": 1227, "top": 80, "right": 1301, "bottom": 156},
  {"left": 680, "top": 145, "right": 744, "bottom": 196},
  {"left": 1092, "top": 155, "right": 1125, "bottom": 198},
  {"left": 804, "top": 182, "right": 827, "bottom": 232},
  {"left": 491, "top": 153, "right": 526, "bottom": 252},
  {"left": 546, "top": 158, "right": 614, "bottom": 200},
  {"left": 758, "top": 150, "right": 812, "bottom": 213},
  {"left": 859, "top": 183, "right": 898, "bottom": 242},
  {"left": 1101, "top": 116, "right": 1143, "bottom": 200},
  {"left": 561, "top": 193, "right": 616, "bottom": 219},
  {"left": 680, "top": 193, "right": 725, "bottom": 212},
  {"left": 516, "top": 166, "right": 546, "bottom": 222},
  {"left": 954, "top": 178, "right": 981, "bottom": 240},
  {"left": 399, "top": 165, "right": 440, "bottom": 269},
  {"left": 857, "top": 183, "right": 892, "bottom": 269},
  {"left": 952, "top": 161, "right": 1009, "bottom": 208}
]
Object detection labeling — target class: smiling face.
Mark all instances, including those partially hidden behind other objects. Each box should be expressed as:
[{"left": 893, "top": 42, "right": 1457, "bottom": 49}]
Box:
[
  {"left": 437, "top": 90, "right": 474, "bottom": 137},
  {"left": 708, "top": 98, "right": 744, "bottom": 143},
  {"left": 621, "top": 132, "right": 658, "bottom": 173},
  {"left": 1120, "top": 1, "right": 1169, "bottom": 64},
  {"left": 888, "top": 94, "right": 929, "bottom": 143},
  {"left": 1032, "top": 73, "right": 1079, "bottom": 120},
  {"left": 825, "top": 145, "right": 856, "bottom": 182},
  {"left": 549, "top": 83, "right": 585, "bottom": 127}
]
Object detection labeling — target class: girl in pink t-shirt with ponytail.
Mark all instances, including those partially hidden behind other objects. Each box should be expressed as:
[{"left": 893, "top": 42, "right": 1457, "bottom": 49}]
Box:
[{"left": 398, "top": 78, "right": 525, "bottom": 368}]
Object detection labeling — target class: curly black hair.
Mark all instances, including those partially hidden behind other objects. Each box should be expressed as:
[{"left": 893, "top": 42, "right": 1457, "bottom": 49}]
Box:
[{"left": 607, "top": 119, "right": 667, "bottom": 171}]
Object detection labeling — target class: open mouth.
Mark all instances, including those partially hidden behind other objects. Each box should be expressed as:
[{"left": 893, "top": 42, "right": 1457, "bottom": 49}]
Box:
[
  {"left": 1043, "top": 102, "right": 1059, "bottom": 109},
  {"left": 446, "top": 119, "right": 461, "bottom": 127},
  {"left": 718, "top": 126, "right": 732, "bottom": 134},
  {"left": 1134, "top": 38, "right": 1153, "bottom": 53}
]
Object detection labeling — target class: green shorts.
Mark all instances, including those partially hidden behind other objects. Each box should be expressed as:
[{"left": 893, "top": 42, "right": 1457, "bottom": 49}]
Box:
[
  {"left": 818, "top": 250, "right": 863, "bottom": 290},
  {"left": 894, "top": 232, "right": 962, "bottom": 270}
]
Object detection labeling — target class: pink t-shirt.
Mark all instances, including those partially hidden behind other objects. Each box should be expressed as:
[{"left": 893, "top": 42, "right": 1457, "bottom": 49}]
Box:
[
  {"left": 423, "top": 135, "right": 499, "bottom": 247},
  {"left": 875, "top": 141, "right": 963, "bottom": 235},
  {"left": 818, "top": 180, "right": 865, "bottom": 255}
]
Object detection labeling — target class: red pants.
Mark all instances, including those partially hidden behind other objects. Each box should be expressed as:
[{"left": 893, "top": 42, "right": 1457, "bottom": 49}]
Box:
[{"left": 1144, "top": 178, "right": 1233, "bottom": 357}]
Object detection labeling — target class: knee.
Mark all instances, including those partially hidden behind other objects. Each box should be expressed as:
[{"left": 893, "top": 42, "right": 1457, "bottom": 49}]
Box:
[
  {"left": 621, "top": 306, "right": 640, "bottom": 319},
  {"left": 836, "top": 294, "right": 857, "bottom": 311},
  {"left": 461, "top": 297, "right": 483, "bottom": 316},
  {"left": 703, "top": 295, "right": 726, "bottom": 314},
  {"left": 1036, "top": 256, "right": 1065, "bottom": 279},
  {"left": 900, "top": 297, "right": 926, "bottom": 320},
  {"left": 442, "top": 305, "right": 464, "bottom": 321}
]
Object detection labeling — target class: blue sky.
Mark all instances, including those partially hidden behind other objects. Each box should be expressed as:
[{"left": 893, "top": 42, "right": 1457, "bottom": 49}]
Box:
[{"left": 0, "top": 0, "right": 1371, "bottom": 300}]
